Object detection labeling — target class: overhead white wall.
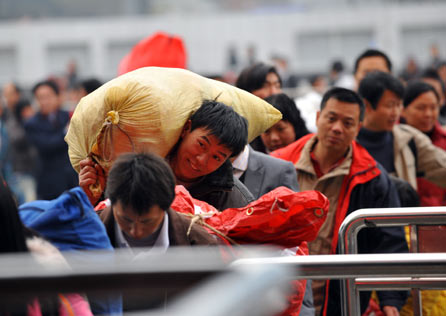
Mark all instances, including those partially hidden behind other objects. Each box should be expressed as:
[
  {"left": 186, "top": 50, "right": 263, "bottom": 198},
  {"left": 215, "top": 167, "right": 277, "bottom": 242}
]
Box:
[{"left": 0, "top": 3, "right": 445, "bottom": 87}]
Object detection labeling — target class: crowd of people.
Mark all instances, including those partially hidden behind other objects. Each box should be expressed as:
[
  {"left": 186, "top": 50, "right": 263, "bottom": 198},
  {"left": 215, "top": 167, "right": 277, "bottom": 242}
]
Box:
[{"left": 1, "top": 45, "right": 446, "bottom": 316}]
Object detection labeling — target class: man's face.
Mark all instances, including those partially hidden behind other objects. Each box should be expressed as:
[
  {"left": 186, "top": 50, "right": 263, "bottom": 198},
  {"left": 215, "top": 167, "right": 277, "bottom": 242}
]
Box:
[
  {"left": 364, "top": 90, "right": 402, "bottom": 132},
  {"left": 316, "top": 98, "right": 361, "bottom": 155},
  {"left": 355, "top": 56, "right": 390, "bottom": 87},
  {"left": 34, "top": 85, "right": 60, "bottom": 115},
  {"left": 251, "top": 72, "right": 281, "bottom": 99},
  {"left": 402, "top": 90, "right": 439, "bottom": 133},
  {"left": 113, "top": 200, "right": 165, "bottom": 240},
  {"left": 171, "top": 122, "right": 232, "bottom": 182}
]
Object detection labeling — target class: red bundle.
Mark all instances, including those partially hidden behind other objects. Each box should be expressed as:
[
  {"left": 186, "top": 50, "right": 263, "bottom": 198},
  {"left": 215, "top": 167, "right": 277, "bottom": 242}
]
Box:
[{"left": 172, "top": 185, "right": 328, "bottom": 247}]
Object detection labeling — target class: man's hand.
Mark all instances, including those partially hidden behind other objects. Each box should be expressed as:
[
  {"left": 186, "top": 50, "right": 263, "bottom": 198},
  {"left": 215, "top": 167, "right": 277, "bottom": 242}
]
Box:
[
  {"left": 382, "top": 306, "right": 399, "bottom": 316},
  {"left": 79, "top": 157, "right": 106, "bottom": 206}
]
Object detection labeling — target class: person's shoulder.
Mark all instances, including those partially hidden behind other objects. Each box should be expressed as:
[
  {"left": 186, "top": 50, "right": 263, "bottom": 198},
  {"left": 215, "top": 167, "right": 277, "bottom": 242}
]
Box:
[
  {"left": 168, "top": 209, "right": 221, "bottom": 246},
  {"left": 23, "top": 113, "right": 39, "bottom": 127},
  {"left": 96, "top": 205, "right": 112, "bottom": 224},
  {"left": 250, "top": 148, "right": 295, "bottom": 169},
  {"left": 394, "top": 123, "right": 426, "bottom": 139},
  {"left": 271, "top": 134, "right": 314, "bottom": 162},
  {"left": 361, "top": 162, "right": 392, "bottom": 191}
]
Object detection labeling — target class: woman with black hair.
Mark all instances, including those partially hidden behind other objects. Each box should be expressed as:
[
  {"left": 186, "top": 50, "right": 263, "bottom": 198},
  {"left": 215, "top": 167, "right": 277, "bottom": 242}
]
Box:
[
  {"left": 251, "top": 93, "right": 309, "bottom": 153},
  {"left": 401, "top": 81, "right": 446, "bottom": 207},
  {"left": 235, "top": 62, "right": 282, "bottom": 99}
]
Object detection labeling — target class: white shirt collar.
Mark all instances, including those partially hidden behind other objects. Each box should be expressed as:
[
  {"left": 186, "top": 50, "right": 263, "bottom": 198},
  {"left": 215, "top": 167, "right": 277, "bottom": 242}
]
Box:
[
  {"left": 114, "top": 211, "right": 170, "bottom": 257},
  {"left": 231, "top": 145, "right": 250, "bottom": 179}
]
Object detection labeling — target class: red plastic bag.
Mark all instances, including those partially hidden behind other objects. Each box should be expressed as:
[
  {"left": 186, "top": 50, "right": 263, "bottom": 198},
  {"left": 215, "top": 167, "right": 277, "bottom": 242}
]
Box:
[
  {"left": 171, "top": 186, "right": 328, "bottom": 315},
  {"left": 118, "top": 31, "right": 187, "bottom": 75},
  {"left": 172, "top": 185, "right": 329, "bottom": 247}
]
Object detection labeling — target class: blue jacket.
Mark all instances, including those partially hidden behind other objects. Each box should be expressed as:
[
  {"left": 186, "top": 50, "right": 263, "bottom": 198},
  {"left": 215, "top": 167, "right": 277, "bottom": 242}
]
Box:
[{"left": 19, "top": 187, "right": 122, "bottom": 315}]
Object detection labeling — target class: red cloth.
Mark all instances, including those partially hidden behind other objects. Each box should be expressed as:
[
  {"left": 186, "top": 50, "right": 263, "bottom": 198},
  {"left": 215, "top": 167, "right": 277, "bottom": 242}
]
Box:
[
  {"left": 417, "top": 122, "right": 446, "bottom": 206},
  {"left": 118, "top": 31, "right": 187, "bottom": 75}
]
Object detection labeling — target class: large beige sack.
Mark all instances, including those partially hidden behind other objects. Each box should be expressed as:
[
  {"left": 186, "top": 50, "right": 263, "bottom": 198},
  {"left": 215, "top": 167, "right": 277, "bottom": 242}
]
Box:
[{"left": 65, "top": 67, "right": 282, "bottom": 174}]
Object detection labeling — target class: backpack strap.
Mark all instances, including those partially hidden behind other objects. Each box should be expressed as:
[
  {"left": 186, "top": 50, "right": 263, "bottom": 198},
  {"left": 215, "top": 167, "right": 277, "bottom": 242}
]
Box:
[{"left": 408, "top": 138, "right": 423, "bottom": 177}]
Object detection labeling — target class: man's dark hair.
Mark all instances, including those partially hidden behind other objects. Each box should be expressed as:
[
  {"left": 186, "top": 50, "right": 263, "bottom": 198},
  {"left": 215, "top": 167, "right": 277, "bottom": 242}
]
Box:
[
  {"left": 105, "top": 153, "right": 175, "bottom": 215},
  {"left": 320, "top": 87, "right": 365, "bottom": 121},
  {"left": 190, "top": 100, "right": 248, "bottom": 157},
  {"left": 32, "top": 79, "right": 60, "bottom": 96},
  {"left": 235, "top": 62, "right": 282, "bottom": 93},
  {"left": 331, "top": 60, "right": 344, "bottom": 73},
  {"left": 358, "top": 71, "right": 404, "bottom": 110},
  {"left": 79, "top": 78, "right": 102, "bottom": 94},
  {"left": 264, "top": 93, "right": 309, "bottom": 139},
  {"left": 420, "top": 67, "right": 446, "bottom": 96},
  {"left": 354, "top": 49, "right": 392, "bottom": 74},
  {"left": 403, "top": 81, "right": 440, "bottom": 108}
]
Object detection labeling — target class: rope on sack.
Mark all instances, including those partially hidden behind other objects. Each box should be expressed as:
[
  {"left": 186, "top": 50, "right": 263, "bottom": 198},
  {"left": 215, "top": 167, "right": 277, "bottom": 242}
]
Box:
[
  {"left": 105, "top": 110, "right": 120, "bottom": 124},
  {"left": 184, "top": 212, "right": 239, "bottom": 246},
  {"left": 269, "top": 197, "right": 289, "bottom": 213},
  {"left": 101, "top": 111, "right": 135, "bottom": 163}
]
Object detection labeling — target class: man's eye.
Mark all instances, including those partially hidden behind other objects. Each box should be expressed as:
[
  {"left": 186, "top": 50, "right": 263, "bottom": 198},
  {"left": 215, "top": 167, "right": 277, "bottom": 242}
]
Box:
[
  {"left": 198, "top": 141, "right": 205, "bottom": 148},
  {"left": 213, "top": 155, "right": 221, "bottom": 162}
]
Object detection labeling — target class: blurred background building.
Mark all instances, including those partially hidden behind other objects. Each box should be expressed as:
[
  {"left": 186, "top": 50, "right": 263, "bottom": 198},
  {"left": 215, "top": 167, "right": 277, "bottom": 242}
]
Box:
[{"left": 0, "top": 0, "right": 445, "bottom": 95}]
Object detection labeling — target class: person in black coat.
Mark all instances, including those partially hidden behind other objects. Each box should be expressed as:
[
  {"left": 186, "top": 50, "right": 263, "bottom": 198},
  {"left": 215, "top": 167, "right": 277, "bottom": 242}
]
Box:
[{"left": 25, "top": 80, "right": 77, "bottom": 200}]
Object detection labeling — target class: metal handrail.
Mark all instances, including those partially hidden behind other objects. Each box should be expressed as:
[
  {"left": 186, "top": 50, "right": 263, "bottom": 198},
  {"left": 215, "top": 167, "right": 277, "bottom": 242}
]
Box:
[
  {"left": 1, "top": 250, "right": 446, "bottom": 315},
  {"left": 337, "top": 207, "right": 446, "bottom": 316}
]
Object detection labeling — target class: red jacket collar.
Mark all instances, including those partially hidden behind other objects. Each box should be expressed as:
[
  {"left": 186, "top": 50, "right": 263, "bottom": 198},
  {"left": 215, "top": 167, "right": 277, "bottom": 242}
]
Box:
[{"left": 271, "top": 134, "right": 378, "bottom": 174}]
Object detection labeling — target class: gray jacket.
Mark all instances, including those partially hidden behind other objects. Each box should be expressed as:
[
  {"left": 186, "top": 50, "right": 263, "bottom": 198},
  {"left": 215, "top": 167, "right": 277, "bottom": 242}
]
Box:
[
  {"left": 393, "top": 124, "right": 446, "bottom": 190},
  {"left": 242, "top": 146, "right": 299, "bottom": 199}
]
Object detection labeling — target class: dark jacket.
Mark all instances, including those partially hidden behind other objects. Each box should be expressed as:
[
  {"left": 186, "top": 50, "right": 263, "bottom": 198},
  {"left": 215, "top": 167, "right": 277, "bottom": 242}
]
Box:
[
  {"left": 24, "top": 110, "right": 78, "bottom": 200},
  {"left": 98, "top": 206, "right": 221, "bottom": 311},
  {"left": 187, "top": 160, "right": 255, "bottom": 211},
  {"left": 272, "top": 134, "right": 408, "bottom": 315},
  {"left": 98, "top": 207, "right": 221, "bottom": 247}
]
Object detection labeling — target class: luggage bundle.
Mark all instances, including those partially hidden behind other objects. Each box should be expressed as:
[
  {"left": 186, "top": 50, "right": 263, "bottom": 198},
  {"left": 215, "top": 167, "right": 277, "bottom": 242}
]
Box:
[{"left": 66, "top": 67, "right": 282, "bottom": 176}]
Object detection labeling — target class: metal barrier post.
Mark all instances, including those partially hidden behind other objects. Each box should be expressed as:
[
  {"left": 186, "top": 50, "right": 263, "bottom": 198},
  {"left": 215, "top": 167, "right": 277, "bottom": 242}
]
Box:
[{"left": 338, "top": 207, "right": 446, "bottom": 316}]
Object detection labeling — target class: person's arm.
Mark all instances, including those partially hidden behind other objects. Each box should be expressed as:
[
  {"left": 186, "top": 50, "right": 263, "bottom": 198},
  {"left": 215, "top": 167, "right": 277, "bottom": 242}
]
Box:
[
  {"left": 279, "top": 161, "right": 300, "bottom": 192},
  {"left": 412, "top": 127, "right": 446, "bottom": 188}
]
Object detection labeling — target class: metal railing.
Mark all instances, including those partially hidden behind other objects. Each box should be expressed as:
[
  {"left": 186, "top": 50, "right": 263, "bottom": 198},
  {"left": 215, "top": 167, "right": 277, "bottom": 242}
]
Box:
[
  {"left": 338, "top": 207, "right": 446, "bottom": 316},
  {"left": 1, "top": 248, "right": 446, "bottom": 315}
]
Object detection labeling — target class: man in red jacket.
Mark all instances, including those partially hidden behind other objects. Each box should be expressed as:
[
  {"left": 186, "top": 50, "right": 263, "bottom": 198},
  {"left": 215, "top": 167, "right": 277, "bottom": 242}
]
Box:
[{"left": 271, "top": 87, "right": 408, "bottom": 316}]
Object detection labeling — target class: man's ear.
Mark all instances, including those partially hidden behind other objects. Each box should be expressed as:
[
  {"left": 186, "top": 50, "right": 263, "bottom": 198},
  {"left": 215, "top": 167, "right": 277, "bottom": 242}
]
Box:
[
  {"left": 363, "top": 99, "right": 373, "bottom": 115},
  {"left": 316, "top": 111, "right": 321, "bottom": 125},
  {"left": 181, "top": 120, "right": 192, "bottom": 138}
]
